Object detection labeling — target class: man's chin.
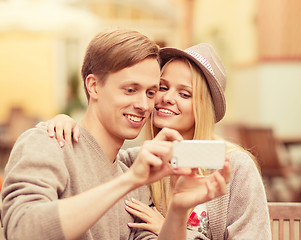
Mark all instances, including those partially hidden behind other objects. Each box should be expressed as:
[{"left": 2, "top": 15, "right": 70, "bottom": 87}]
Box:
[
  {"left": 125, "top": 133, "right": 140, "bottom": 140},
  {"left": 122, "top": 128, "right": 141, "bottom": 140}
]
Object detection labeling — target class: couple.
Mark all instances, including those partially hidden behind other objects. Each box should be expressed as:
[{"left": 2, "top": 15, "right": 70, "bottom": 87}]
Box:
[{"left": 1, "top": 28, "right": 271, "bottom": 239}]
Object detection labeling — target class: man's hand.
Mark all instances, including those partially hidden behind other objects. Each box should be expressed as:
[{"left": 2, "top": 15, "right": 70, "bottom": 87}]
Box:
[{"left": 128, "top": 128, "right": 190, "bottom": 187}]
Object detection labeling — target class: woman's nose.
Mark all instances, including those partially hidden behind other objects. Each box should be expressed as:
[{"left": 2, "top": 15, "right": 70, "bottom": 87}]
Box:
[{"left": 162, "top": 91, "right": 176, "bottom": 105}]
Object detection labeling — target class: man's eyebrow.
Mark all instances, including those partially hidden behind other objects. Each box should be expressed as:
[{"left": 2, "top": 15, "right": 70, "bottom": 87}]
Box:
[
  {"left": 150, "top": 84, "right": 159, "bottom": 90},
  {"left": 121, "top": 82, "right": 159, "bottom": 90}
]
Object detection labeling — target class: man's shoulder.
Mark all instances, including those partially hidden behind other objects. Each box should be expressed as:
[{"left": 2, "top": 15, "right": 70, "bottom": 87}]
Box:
[
  {"left": 14, "top": 126, "right": 58, "bottom": 147},
  {"left": 8, "top": 126, "right": 64, "bottom": 164}
]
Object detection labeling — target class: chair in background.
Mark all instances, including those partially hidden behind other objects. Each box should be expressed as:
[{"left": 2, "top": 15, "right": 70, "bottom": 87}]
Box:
[
  {"left": 0, "top": 107, "right": 39, "bottom": 172},
  {"left": 217, "top": 123, "right": 301, "bottom": 201},
  {"left": 237, "top": 126, "right": 289, "bottom": 178},
  {"left": 238, "top": 126, "right": 301, "bottom": 201},
  {"left": 268, "top": 202, "right": 301, "bottom": 240},
  {"left": 216, "top": 124, "right": 289, "bottom": 177}
]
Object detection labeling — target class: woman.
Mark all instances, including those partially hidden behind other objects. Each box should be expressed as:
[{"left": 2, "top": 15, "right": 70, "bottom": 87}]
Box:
[{"left": 39, "top": 43, "right": 271, "bottom": 239}]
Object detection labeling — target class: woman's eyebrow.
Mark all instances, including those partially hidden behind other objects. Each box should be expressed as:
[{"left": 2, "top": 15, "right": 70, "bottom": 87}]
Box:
[{"left": 178, "top": 84, "right": 192, "bottom": 90}]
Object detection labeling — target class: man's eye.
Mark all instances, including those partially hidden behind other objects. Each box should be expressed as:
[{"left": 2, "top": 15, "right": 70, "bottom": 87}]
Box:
[
  {"left": 124, "top": 88, "right": 135, "bottom": 94},
  {"left": 147, "top": 90, "right": 156, "bottom": 98}
]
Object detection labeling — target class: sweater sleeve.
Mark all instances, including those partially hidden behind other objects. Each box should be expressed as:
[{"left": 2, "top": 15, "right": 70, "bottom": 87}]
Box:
[
  {"left": 117, "top": 147, "right": 140, "bottom": 168},
  {"left": 225, "top": 151, "right": 271, "bottom": 240},
  {"left": 1, "top": 128, "right": 69, "bottom": 240}
]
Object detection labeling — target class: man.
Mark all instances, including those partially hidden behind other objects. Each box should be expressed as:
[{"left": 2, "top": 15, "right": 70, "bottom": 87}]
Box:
[{"left": 1, "top": 29, "right": 180, "bottom": 240}]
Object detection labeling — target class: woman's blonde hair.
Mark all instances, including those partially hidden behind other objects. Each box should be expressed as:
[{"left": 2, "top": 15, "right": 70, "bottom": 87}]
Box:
[
  {"left": 147, "top": 58, "right": 216, "bottom": 216},
  {"left": 146, "top": 57, "right": 257, "bottom": 216}
]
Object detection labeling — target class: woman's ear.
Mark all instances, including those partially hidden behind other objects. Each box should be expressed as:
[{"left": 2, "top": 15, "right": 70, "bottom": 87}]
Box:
[{"left": 85, "top": 74, "right": 99, "bottom": 100}]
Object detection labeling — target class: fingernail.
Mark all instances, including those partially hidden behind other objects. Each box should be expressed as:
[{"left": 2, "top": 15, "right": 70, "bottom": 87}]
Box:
[
  {"left": 59, "top": 141, "right": 64, "bottom": 147},
  {"left": 125, "top": 200, "right": 130, "bottom": 204}
]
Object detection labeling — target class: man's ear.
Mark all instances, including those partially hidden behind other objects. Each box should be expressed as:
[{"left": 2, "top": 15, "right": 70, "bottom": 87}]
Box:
[{"left": 85, "top": 74, "right": 99, "bottom": 100}]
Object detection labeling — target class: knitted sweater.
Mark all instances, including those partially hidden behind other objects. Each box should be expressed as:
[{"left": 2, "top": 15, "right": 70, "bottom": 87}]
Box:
[
  {"left": 1, "top": 126, "right": 156, "bottom": 240},
  {"left": 118, "top": 148, "right": 272, "bottom": 240}
]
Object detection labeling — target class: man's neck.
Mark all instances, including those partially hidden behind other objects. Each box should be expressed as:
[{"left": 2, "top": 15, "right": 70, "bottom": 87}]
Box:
[{"left": 81, "top": 113, "right": 124, "bottom": 164}]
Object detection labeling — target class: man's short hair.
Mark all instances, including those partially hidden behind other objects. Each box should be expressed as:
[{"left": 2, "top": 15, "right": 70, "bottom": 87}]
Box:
[{"left": 81, "top": 28, "right": 160, "bottom": 100}]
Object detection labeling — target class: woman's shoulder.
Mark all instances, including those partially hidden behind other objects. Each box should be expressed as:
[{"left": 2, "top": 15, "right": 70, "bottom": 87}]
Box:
[
  {"left": 226, "top": 149, "right": 263, "bottom": 187},
  {"left": 227, "top": 150, "right": 258, "bottom": 173}
]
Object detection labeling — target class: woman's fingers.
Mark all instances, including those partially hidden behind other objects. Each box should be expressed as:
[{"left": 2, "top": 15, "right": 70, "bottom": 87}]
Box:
[
  {"left": 125, "top": 198, "right": 164, "bottom": 235},
  {"left": 172, "top": 168, "right": 192, "bottom": 176},
  {"left": 125, "top": 199, "right": 152, "bottom": 223},
  {"left": 62, "top": 123, "right": 76, "bottom": 147},
  {"left": 204, "top": 170, "right": 227, "bottom": 201},
  {"left": 35, "top": 121, "right": 48, "bottom": 128},
  {"left": 53, "top": 122, "right": 65, "bottom": 148},
  {"left": 125, "top": 198, "right": 150, "bottom": 216},
  {"left": 218, "top": 158, "right": 231, "bottom": 183},
  {"left": 73, "top": 125, "right": 80, "bottom": 143},
  {"left": 213, "top": 171, "right": 227, "bottom": 195},
  {"left": 205, "top": 179, "right": 215, "bottom": 200},
  {"left": 153, "top": 128, "right": 183, "bottom": 142},
  {"left": 127, "top": 222, "right": 151, "bottom": 231},
  {"left": 125, "top": 204, "right": 149, "bottom": 222},
  {"left": 47, "top": 122, "right": 55, "bottom": 138},
  {"left": 36, "top": 114, "right": 80, "bottom": 147}
]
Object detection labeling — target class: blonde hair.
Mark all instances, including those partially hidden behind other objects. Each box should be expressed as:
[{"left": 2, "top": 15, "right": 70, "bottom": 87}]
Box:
[
  {"left": 147, "top": 57, "right": 257, "bottom": 216},
  {"left": 148, "top": 58, "right": 216, "bottom": 216}
]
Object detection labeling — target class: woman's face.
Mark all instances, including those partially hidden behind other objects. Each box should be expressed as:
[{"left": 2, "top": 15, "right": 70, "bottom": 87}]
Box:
[{"left": 154, "top": 59, "right": 195, "bottom": 139}]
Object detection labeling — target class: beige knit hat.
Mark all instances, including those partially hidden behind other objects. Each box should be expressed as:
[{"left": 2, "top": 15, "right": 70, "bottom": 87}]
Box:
[{"left": 159, "top": 43, "right": 227, "bottom": 122}]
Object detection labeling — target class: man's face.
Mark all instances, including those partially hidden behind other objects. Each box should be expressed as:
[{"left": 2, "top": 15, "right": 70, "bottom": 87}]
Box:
[{"left": 96, "top": 58, "right": 160, "bottom": 141}]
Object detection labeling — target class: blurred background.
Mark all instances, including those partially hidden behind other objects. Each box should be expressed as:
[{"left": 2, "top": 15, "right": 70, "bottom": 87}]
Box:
[{"left": 0, "top": 0, "right": 301, "bottom": 203}]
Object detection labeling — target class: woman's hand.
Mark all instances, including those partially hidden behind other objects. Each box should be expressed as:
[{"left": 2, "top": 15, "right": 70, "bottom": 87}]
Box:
[
  {"left": 171, "top": 159, "right": 231, "bottom": 213},
  {"left": 35, "top": 114, "right": 80, "bottom": 147},
  {"left": 125, "top": 198, "right": 164, "bottom": 235}
]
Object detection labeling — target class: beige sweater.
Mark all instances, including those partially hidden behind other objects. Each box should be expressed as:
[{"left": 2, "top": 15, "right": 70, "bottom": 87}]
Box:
[
  {"left": 118, "top": 148, "right": 272, "bottom": 240},
  {"left": 2, "top": 126, "right": 156, "bottom": 240}
]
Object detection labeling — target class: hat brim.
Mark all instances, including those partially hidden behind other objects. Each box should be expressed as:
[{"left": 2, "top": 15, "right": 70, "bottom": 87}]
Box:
[{"left": 159, "top": 47, "right": 226, "bottom": 122}]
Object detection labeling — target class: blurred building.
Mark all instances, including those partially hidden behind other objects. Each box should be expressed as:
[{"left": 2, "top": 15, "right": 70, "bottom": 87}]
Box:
[
  {"left": 0, "top": 0, "right": 301, "bottom": 201},
  {"left": 0, "top": 0, "right": 186, "bottom": 122}
]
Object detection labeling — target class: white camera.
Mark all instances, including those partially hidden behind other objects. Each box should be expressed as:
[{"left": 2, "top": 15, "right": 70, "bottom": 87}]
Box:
[{"left": 171, "top": 140, "right": 226, "bottom": 169}]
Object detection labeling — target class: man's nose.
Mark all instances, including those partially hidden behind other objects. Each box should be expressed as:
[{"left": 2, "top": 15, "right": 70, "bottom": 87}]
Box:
[{"left": 133, "top": 94, "right": 152, "bottom": 112}]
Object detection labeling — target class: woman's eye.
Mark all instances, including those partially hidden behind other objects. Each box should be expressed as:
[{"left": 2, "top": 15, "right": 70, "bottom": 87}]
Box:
[
  {"left": 159, "top": 86, "right": 168, "bottom": 91},
  {"left": 180, "top": 92, "right": 191, "bottom": 98}
]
